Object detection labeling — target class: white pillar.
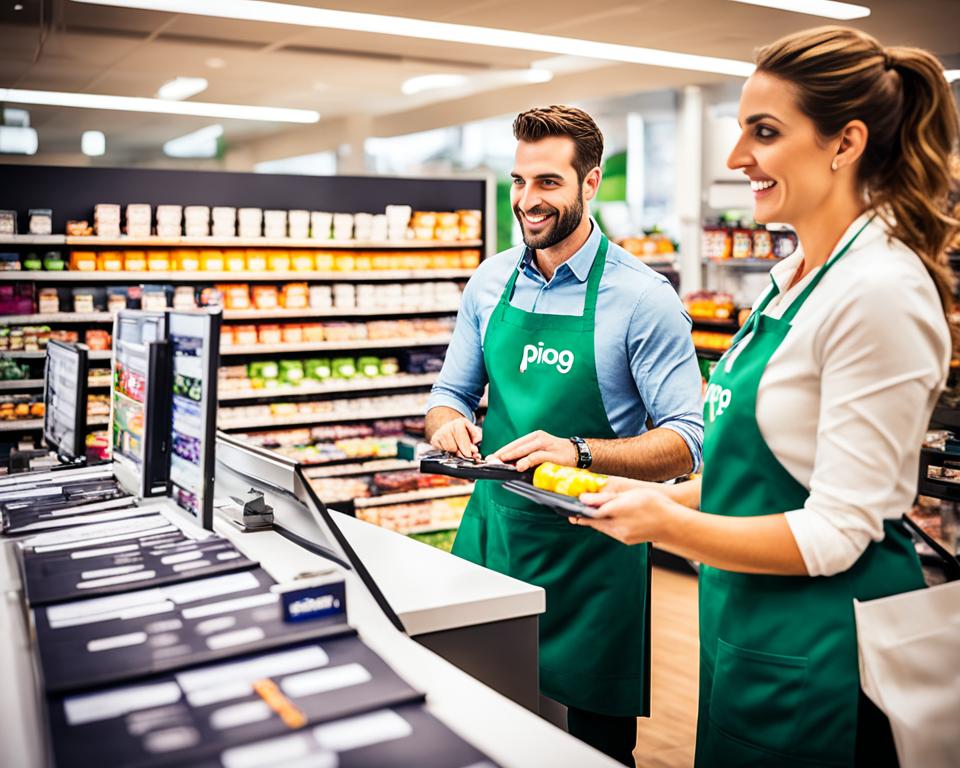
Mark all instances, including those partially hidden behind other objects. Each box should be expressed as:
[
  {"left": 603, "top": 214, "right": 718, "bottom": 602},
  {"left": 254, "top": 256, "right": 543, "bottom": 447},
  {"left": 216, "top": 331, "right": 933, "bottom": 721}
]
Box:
[{"left": 675, "top": 85, "right": 704, "bottom": 294}]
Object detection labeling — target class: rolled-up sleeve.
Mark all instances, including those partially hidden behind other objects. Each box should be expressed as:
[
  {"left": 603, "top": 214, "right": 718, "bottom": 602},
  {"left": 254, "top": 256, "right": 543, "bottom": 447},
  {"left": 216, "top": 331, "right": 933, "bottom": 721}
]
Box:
[
  {"left": 426, "top": 275, "right": 488, "bottom": 422},
  {"left": 784, "top": 275, "right": 949, "bottom": 577},
  {"left": 628, "top": 281, "right": 705, "bottom": 470}
]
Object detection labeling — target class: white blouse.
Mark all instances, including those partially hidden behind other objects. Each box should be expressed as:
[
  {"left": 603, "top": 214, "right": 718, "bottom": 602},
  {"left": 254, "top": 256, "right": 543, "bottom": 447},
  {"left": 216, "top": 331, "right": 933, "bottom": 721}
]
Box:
[{"left": 726, "top": 214, "right": 951, "bottom": 577}]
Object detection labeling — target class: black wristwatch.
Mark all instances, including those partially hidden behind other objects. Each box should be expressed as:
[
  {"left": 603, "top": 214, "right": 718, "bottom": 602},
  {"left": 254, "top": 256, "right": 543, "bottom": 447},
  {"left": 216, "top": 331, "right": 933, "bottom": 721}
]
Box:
[{"left": 569, "top": 436, "right": 592, "bottom": 469}]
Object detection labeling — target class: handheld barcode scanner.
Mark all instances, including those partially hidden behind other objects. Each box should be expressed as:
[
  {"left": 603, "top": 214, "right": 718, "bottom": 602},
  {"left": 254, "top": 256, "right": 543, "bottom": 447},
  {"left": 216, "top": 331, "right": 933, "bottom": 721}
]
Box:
[{"left": 419, "top": 450, "right": 535, "bottom": 483}]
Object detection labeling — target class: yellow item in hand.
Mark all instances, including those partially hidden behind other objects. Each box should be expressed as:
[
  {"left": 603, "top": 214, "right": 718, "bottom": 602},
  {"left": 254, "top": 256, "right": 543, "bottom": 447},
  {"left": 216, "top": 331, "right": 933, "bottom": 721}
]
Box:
[{"left": 533, "top": 462, "right": 608, "bottom": 496}]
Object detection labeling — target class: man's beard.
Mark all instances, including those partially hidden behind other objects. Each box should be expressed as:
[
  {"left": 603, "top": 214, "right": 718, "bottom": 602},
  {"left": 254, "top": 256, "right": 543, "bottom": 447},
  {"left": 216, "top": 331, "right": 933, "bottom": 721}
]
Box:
[{"left": 515, "top": 192, "right": 584, "bottom": 250}]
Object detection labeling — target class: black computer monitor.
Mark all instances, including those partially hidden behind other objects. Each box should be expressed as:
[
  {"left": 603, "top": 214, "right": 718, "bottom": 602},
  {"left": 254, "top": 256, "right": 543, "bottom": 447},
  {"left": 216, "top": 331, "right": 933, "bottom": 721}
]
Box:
[
  {"left": 110, "top": 310, "right": 169, "bottom": 498},
  {"left": 167, "top": 309, "right": 221, "bottom": 530},
  {"left": 42, "top": 341, "right": 89, "bottom": 463}
]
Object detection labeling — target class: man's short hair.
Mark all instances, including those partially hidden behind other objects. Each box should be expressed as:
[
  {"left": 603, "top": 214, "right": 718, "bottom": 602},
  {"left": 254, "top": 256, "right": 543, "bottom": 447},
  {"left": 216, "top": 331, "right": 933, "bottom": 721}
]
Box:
[{"left": 512, "top": 105, "right": 604, "bottom": 184}]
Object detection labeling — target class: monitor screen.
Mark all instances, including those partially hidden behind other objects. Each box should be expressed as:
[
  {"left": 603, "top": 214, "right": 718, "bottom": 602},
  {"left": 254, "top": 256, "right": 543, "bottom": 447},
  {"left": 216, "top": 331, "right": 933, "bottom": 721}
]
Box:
[
  {"left": 43, "top": 341, "right": 89, "bottom": 461},
  {"left": 167, "top": 310, "right": 221, "bottom": 528},
  {"left": 111, "top": 311, "right": 167, "bottom": 496}
]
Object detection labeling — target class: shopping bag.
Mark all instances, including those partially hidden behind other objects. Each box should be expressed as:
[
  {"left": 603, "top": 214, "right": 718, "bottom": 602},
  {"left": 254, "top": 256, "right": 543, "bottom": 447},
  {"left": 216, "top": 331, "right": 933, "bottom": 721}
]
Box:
[{"left": 854, "top": 580, "right": 960, "bottom": 768}]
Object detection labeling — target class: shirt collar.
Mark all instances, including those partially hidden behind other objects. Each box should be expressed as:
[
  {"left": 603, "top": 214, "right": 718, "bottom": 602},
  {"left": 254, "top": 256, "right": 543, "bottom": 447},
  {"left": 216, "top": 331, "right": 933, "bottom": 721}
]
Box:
[{"left": 520, "top": 217, "right": 602, "bottom": 283}]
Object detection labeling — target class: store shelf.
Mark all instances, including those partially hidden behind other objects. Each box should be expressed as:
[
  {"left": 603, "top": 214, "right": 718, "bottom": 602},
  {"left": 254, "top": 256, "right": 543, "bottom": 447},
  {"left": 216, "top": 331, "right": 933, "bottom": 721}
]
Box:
[
  {"left": 0, "top": 349, "right": 112, "bottom": 360},
  {"left": 704, "top": 258, "right": 781, "bottom": 270},
  {"left": 0, "top": 377, "right": 111, "bottom": 391},
  {"left": 0, "top": 235, "right": 66, "bottom": 245},
  {"left": 303, "top": 459, "right": 418, "bottom": 479},
  {"left": 0, "top": 269, "right": 475, "bottom": 283},
  {"left": 0, "top": 415, "right": 109, "bottom": 432},
  {"left": 63, "top": 236, "right": 483, "bottom": 249},
  {"left": 223, "top": 305, "right": 460, "bottom": 320},
  {"left": 0, "top": 312, "right": 114, "bottom": 325},
  {"left": 402, "top": 521, "right": 462, "bottom": 535},
  {"left": 690, "top": 316, "right": 740, "bottom": 330},
  {"left": 219, "top": 405, "right": 426, "bottom": 430},
  {"left": 353, "top": 484, "right": 474, "bottom": 509},
  {"left": 219, "top": 336, "right": 451, "bottom": 356},
  {"left": 218, "top": 373, "right": 439, "bottom": 401}
]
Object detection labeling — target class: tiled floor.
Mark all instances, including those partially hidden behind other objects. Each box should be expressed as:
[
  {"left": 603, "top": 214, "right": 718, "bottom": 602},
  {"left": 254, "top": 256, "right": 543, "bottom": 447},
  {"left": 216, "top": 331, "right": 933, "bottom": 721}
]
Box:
[{"left": 633, "top": 566, "right": 700, "bottom": 768}]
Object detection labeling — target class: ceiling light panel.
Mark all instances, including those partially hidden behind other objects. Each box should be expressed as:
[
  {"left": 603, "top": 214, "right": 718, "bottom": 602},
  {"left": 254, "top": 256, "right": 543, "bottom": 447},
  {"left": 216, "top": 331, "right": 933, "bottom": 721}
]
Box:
[
  {"left": 163, "top": 124, "right": 223, "bottom": 158},
  {"left": 727, "top": 0, "right": 870, "bottom": 19},
  {"left": 157, "top": 77, "right": 208, "bottom": 100},
  {"left": 0, "top": 88, "right": 320, "bottom": 123},
  {"left": 81, "top": 130, "right": 106, "bottom": 156},
  {"left": 70, "top": 0, "right": 755, "bottom": 77}
]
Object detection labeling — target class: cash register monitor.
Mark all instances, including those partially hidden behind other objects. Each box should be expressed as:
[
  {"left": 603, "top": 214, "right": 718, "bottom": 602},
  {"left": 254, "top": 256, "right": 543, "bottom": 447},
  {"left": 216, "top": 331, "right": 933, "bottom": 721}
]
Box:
[
  {"left": 167, "top": 309, "right": 221, "bottom": 530},
  {"left": 43, "top": 341, "right": 89, "bottom": 463},
  {"left": 110, "top": 310, "right": 169, "bottom": 498},
  {"left": 214, "top": 431, "right": 404, "bottom": 632}
]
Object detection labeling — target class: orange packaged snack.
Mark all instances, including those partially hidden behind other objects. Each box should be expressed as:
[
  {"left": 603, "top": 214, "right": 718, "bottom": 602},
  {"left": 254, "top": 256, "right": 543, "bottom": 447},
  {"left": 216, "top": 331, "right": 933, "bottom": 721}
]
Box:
[
  {"left": 220, "top": 326, "right": 236, "bottom": 347},
  {"left": 246, "top": 250, "right": 268, "bottom": 272},
  {"left": 175, "top": 249, "right": 200, "bottom": 271},
  {"left": 281, "top": 324, "right": 303, "bottom": 344},
  {"left": 259, "top": 324, "right": 282, "bottom": 345},
  {"left": 224, "top": 249, "right": 246, "bottom": 271},
  {"left": 124, "top": 251, "right": 147, "bottom": 271},
  {"left": 268, "top": 251, "right": 291, "bottom": 272},
  {"left": 354, "top": 254, "right": 372, "bottom": 272},
  {"left": 147, "top": 251, "right": 171, "bottom": 271},
  {"left": 302, "top": 323, "right": 324, "bottom": 342},
  {"left": 252, "top": 285, "right": 279, "bottom": 309},
  {"left": 372, "top": 254, "right": 392, "bottom": 271},
  {"left": 291, "top": 252, "right": 314, "bottom": 271},
  {"left": 314, "top": 251, "right": 335, "bottom": 272},
  {"left": 460, "top": 249, "right": 481, "bottom": 269},
  {"left": 98, "top": 251, "right": 124, "bottom": 271},
  {"left": 233, "top": 325, "right": 258, "bottom": 346},
  {"left": 218, "top": 284, "right": 251, "bottom": 310},
  {"left": 334, "top": 254, "right": 356, "bottom": 272},
  {"left": 201, "top": 249, "right": 225, "bottom": 271},
  {"left": 70, "top": 251, "right": 97, "bottom": 272},
  {"left": 281, "top": 282, "right": 309, "bottom": 309}
]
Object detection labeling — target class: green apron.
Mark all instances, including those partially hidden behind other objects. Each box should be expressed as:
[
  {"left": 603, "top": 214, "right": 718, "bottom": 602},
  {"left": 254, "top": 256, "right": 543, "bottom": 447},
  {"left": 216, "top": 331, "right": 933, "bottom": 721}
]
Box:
[
  {"left": 452, "top": 235, "right": 652, "bottom": 716},
  {"left": 697, "top": 218, "right": 926, "bottom": 767}
]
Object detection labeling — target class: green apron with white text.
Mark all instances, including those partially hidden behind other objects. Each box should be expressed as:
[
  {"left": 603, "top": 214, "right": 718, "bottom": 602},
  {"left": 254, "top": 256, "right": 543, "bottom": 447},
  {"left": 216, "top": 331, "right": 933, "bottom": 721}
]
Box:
[
  {"left": 697, "top": 219, "right": 925, "bottom": 767},
  {"left": 452, "top": 236, "right": 651, "bottom": 716}
]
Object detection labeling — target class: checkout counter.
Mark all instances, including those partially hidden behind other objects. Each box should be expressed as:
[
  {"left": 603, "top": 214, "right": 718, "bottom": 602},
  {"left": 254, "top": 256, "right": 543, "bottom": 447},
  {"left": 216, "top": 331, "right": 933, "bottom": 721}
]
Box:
[{"left": 0, "top": 433, "right": 619, "bottom": 767}]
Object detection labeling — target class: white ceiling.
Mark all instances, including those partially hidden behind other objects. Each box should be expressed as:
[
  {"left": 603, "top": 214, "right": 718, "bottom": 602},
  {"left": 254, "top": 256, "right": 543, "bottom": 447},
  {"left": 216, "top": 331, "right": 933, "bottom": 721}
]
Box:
[{"left": 0, "top": 0, "right": 958, "bottom": 165}]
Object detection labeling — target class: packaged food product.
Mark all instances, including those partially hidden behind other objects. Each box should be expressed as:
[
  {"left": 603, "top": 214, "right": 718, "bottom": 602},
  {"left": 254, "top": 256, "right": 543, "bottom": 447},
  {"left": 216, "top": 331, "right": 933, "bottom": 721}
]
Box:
[
  {"left": 234, "top": 325, "right": 258, "bottom": 346},
  {"left": 752, "top": 229, "right": 773, "bottom": 259},
  {"left": 124, "top": 251, "right": 147, "bottom": 271},
  {"left": 201, "top": 250, "right": 225, "bottom": 271},
  {"left": 279, "top": 360, "right": 305, "bottom": 385},
  {"left": 38, "top": 288, "right": 59, "bottom": 314},
  {"left": 147, "top": 251, "right": 171, "bottom": 271},
  {"left": 22, "top": 252, "right": 42, "bottom": 271},
  {"left": 302, "top": 323, "right": 324, "bottom": 342},
  {"left": 332, "top": 357, "right": 357, "bottom": 378},
  {"left": 311, "top": 212, "right": 333, "bottom": 240},
  {"left": 246, "top": 250, "right": 268, "bottom": 272},
  {"left": 28, "top": 209, "right": 53, "bottom": 235},
  {"left": 379, "top": 357, "right": 400, "bottom": 376},
  {"left": 107, "top": 288, "right": 127, "bottom": 314},
  {"left": 69, "top": 251, "right": 97, "bottom": 271},
  {"left": 354, "top": 254, "right": 372, "bottom": 272},
  {"left": 224, "top": 250, "right": 246, "bottom": 271},
  {"left": 358, "top": 356, "right": 381, "bottom": 377},
  {"left": 332, "top": 213, "right": 353, "bottom": 241},
  {"left": 258, "top": 324, "right": 282, "bottom": 345},
  {"left": 314, "top": 252, "right": 335, "bottom": 272},
  {"left": 0, "top": 210, "right": 17, "bottom": 235},
  {"left": 281, "top": 324, "right": 303, "bottom": 344},
  {"left": 175, "top": 249, "right": 200, "bottom": 271},
  {"left": 142, "top": 285, "right": 169, "bottom": 311},
  {"left": 732, "top": 229, "right": 753, "bottom": 259},
  {"left": 334, "top": 254, "right": 356, "bottom": 272},
  {"left": 460, "top": 250, "right": 481, "bottom": 269},
  {"left": 266, "top": 251, "right": 290, "bottom": 272},
  {"left": 252, "top": 285, "right": 279, "bottom": 310},
  {"left": 281, "top": 282, "right": 309, "bottom": 309},
  {"left": 218, "top": 284, "right": 251, "bottom": 310},
  {"left": 43, "top": 251, "right": 65, "bottom": 271},
  {"left": 702, "top": 226, "right": 732, "bottom": 260},
  {"left": 309, "top": 285, "right": 332, "bottom": 308},
  {"left": 173, "top": 286, "right": 195, "bottom": 309},
  {"left": 772, "top": 230, "right": 799, "bottom": 259},
  {"left": 98, "top": 251, "right": 124, "bottom": 271},
  {"left": 84, "top": 329, "right": 112, "bottom": 351},
  {"left": 65, "top": 220, "right": 92, "bottom": 237},
  {"left": 533, "top": 462, "right": 608, "bottom": 496},
  {"left": 305, "top": 359, "right": 331, "bottom": 380},
  {"left": 198, "top": 286, "right": 222, "bottom": 307},
  {"left": 220, "top": 326, "right": 236, "bottom": 347},
  {"left": 291, "top": 253, "right": 314, "bottom": 271}
]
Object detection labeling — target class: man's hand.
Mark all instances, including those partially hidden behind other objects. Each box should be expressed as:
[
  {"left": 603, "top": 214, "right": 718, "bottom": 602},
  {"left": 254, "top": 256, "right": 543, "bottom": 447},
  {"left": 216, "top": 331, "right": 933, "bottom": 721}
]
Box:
[
  {"left": 489, "top": 430, "right": 578, "bottom": 472},
  {"left": 430, "top": 417, "right": 483, "bottom": 459}
]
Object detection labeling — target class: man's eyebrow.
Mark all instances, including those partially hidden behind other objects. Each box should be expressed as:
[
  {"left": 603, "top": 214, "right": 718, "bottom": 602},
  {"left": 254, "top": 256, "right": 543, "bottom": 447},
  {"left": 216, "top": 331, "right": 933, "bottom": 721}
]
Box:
[{"left": 510, "top": 172, "right": 565, "bottom": 180}]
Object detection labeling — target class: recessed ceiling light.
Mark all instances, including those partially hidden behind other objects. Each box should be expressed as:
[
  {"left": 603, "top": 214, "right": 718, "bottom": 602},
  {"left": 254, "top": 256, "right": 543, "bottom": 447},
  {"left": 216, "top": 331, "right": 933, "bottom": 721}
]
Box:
[
  {"left": 205, "top": 57, "right": 226, "bottom": 70},
  {"left": 14, "top": 3, "right": 24, "bottom": 10},
  {"left": 727, "top": 0, "right": 870, "bottom": 19},
  {"left": 157, "top": 76, "right": 208, "bottom": 101},
  {"left": 0, "top": 126, "right": 38, "bottom": 155},
  {"left": 0, "top": 88, "right": 320, "bottom": 123},
  {"left": 401, "top": 74, "right": 469, "bottom": 96},
  {"left": 69, "top": 0, "right": 755, "bottom": 77},
  {"left": 163, "top": 124, "right": 223, "bottom": 158},
  {"left": 81, "top": 130, "right": 106, "bottom": 157}
]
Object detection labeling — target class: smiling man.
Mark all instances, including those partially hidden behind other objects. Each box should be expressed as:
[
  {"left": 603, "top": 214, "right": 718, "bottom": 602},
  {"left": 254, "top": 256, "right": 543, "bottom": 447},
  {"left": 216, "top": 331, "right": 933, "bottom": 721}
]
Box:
[{"left": 424, "top": 105, "right": 703, "bottom": 765}]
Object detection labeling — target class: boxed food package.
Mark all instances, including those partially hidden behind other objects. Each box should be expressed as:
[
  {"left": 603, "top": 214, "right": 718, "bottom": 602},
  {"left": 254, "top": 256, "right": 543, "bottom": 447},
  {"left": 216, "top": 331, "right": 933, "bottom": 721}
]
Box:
[
  {"left": 246, "top": 249, "right": 267, "bottom": 272},
  {"left": 98, "top": 251, "right": 124, "bottom": 271},
  {"left": 224, "top": 249, "right": 246, "bottom": 271},
  {"left": 156, "top": 204, "right": 183, "bottom": 236},
  {"left": 308, "top": 285, "right": 332, "bottom": 309},
  {"left": 174, "top": 249, "right": 200, "bottom": 271},
  {"left": 107, "top": 287, "right": 128, "bottom": 314},
  {"left": 125, "top": 204, "right": 152, "bottom": 238},
  {"left": 69, "top": 251, "right": 97, "bottom": 272},
  {"left": 264, "top": 210, "right": 287, "bottom": 239},
  {"left": 84, "top": 329, "right": 111, "bottom": 351},
  {"left": 212, "top": 207, "right": 237, "bottom": 238},
  {"left": 184, "top": 205, "right": 210, "bottom": 238},
  {"left": 258, "top": 324, "right": 281, "bottom": 345},
  {"left": 314, "top": 251, "right": 335, "bottom": 272},
  {"left": 332, "top": 213, "right": 353, "bottom": 241},
  {"left": 281, "top": 282, "right": 308, "bottom": 309},
  {"left": 279, "top": 360, "right": 305, "bottom": 385},
  {"left": 458, "top": 209, "right": 482, "bottom": 240},
  {"left": 311, "top": 211, "right": 332, "bottom": 240},
  {"left": 218, "top": 284, "right": 251, "bottom": 310},
  {"left": 142, "top": 285, "right": 169, "bottom": 311},
  {"left": 252, "top": 285, "right": 279, "bottom": 309},
  {"left": 0, "top": 210, "right": 17, "bottom": 236},
  {"left": 289, "top": 210, "right": 310, "bottom": 239},
  {"left": 291, "top": 252, "right": 314, "bottom": 271},
  {"left": 65, "top": 220, "right": 92, "bottom": 237},
  {"left": 267, "top": 251, "right": 291, "bottom": 272},
  {"left": 234, "top": 325, "right": 258, "bottom": 346},
  {"left": 42, "top": 251, "right": 65, "bottom": 271},
  {"left": 28, "top": 209, "right": 53, "bottom": 236},
  {"left": 173, "top": 286, "right": 196, "bottom": 310},
  {"left": 353, "top": 213, "right": 374, "bottom": 241},
  {"left": 220, "top": 326, "right": 236, "bottom": 347},
  {"left": 332, "top": 357, "right": 357, "bottom": 379},
  {"left": 201, "top": 249, "right": 225, "bottom": 271},
  {"left": 22, "top": 252, "right": 41, "bottom": 271},
  {"left": 238, "top": 208, "right": 262, "bottom": 239},
  {"left": 303, "top": 323, "right": 324, "bottom": 342},
  {"left": 281, "top": 324, "right": 303, "bottom": 344},
  {"left": 147, "top": 251, "right": 171, "bottom": 271},
  {"left": 94, "top": 204, "right": 121, "bottom": 238},
  {"left": 38, "top": 288, "right": 59, "bottom": 314},
  {"left": 124, "top": 251, "right": 147, "bottom": 271},
  {"left": 305, "top": 359, "right": 331, "bottom": 380}
]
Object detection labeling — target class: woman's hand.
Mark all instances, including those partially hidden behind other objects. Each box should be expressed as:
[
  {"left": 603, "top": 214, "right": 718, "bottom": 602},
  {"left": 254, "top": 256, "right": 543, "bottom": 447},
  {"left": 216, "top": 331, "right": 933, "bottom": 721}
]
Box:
[{"left": 573, "top": 487, "right": 671, "bottom": 546}]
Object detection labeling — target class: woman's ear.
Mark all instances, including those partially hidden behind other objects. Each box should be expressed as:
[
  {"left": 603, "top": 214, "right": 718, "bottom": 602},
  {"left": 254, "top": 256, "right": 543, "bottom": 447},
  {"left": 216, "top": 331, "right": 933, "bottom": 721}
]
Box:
[{"left": 833, "top": 119, "right": 869, "bottom": 172}]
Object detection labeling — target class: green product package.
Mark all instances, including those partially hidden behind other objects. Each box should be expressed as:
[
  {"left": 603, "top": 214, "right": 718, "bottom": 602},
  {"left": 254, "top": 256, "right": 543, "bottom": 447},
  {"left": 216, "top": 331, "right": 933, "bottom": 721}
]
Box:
[
  {"left": 22, "top": 253, "right": 42, "bottom": 271},
  {"left": 379, "top": 357, "right": 400, "bottom": 376},
  {"left": 43, "top": 251, "right": 65, "bottom": 271},
  {"left": 305, "top": 358, "right": 331, "bottom": 380},
  {"left": 332, "top": 357, "right": 356, "bottom": 379},
  {"left": 358, "top": 356, "right": 380, "bottom": 377},
  {"left": 279, "top": 360, "right": 305, "bottom": 385}
]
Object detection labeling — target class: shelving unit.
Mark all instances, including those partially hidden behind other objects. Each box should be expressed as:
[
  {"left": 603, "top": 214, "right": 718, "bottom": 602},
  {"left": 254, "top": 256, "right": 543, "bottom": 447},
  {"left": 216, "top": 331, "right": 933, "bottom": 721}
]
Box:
[{"left": 0, "top": 163, "right": 491, "bottom": 536}]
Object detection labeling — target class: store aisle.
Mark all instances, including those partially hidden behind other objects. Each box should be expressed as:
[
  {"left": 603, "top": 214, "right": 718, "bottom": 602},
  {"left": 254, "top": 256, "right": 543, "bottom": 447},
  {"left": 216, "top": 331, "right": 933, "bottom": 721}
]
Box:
[{"left": 633, "top": 565, "right": 700, "bottom": 768}]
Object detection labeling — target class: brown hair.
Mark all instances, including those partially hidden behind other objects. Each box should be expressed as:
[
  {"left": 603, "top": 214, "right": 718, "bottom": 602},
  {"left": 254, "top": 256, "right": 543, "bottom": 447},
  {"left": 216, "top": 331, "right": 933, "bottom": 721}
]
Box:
[
  {"left": 755, "top": 26, "right": 960, "bottom": 323},
  {"left": 513, "top": 105, "right": 604, "bottom": 184}
]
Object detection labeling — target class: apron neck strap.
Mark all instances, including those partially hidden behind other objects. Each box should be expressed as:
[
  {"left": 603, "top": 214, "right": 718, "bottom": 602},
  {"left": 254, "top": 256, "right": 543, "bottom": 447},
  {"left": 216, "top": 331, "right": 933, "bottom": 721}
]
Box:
[{"left": 501, "top": 234, "right": 609, "bottom": 318}]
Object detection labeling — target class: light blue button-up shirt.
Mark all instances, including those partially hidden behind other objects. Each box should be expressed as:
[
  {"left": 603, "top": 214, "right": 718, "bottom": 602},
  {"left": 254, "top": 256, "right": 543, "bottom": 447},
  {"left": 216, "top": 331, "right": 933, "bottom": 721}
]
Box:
[{"left": 427, "top": 219, "right": 704, "bottom": 469}]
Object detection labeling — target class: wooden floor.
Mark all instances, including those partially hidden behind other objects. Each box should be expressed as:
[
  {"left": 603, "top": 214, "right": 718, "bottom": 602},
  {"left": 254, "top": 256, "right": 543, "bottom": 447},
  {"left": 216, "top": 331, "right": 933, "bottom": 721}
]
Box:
[{"left": 632, "top": 566, "right": 700, "bottom": 768}]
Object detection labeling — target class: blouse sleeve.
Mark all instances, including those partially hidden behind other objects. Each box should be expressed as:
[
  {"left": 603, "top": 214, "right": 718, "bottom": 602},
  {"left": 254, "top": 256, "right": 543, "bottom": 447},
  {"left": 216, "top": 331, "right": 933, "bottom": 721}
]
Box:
[{"left": 783, "top": 269, "right": 950, "bottom": 577}]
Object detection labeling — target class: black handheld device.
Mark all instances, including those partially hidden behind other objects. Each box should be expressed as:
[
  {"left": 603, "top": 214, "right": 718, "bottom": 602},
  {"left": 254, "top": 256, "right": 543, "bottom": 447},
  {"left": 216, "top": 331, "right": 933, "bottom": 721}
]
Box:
[{"left": 501, "top": 479, "right": 600, "bottom": 518}]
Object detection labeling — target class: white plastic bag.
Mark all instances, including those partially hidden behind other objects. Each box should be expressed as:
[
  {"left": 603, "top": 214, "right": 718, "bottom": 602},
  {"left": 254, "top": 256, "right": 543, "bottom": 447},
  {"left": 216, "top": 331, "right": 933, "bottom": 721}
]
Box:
[{"left": 854, "top": 580, "right": 960, "bottom": 768}]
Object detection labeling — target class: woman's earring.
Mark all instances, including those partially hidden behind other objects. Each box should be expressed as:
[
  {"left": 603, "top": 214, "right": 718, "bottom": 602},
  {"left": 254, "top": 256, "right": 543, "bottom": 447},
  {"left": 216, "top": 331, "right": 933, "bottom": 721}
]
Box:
[{"left": 831, "top": 158, "right": 839, "bottom": 171}]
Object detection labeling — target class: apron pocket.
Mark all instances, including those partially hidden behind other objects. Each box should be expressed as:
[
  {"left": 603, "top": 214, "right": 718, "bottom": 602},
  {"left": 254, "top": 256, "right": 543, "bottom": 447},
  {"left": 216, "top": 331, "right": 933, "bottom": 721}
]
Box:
[{"left": 709, "top": 638, "right": 809, "bottom": 758}]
